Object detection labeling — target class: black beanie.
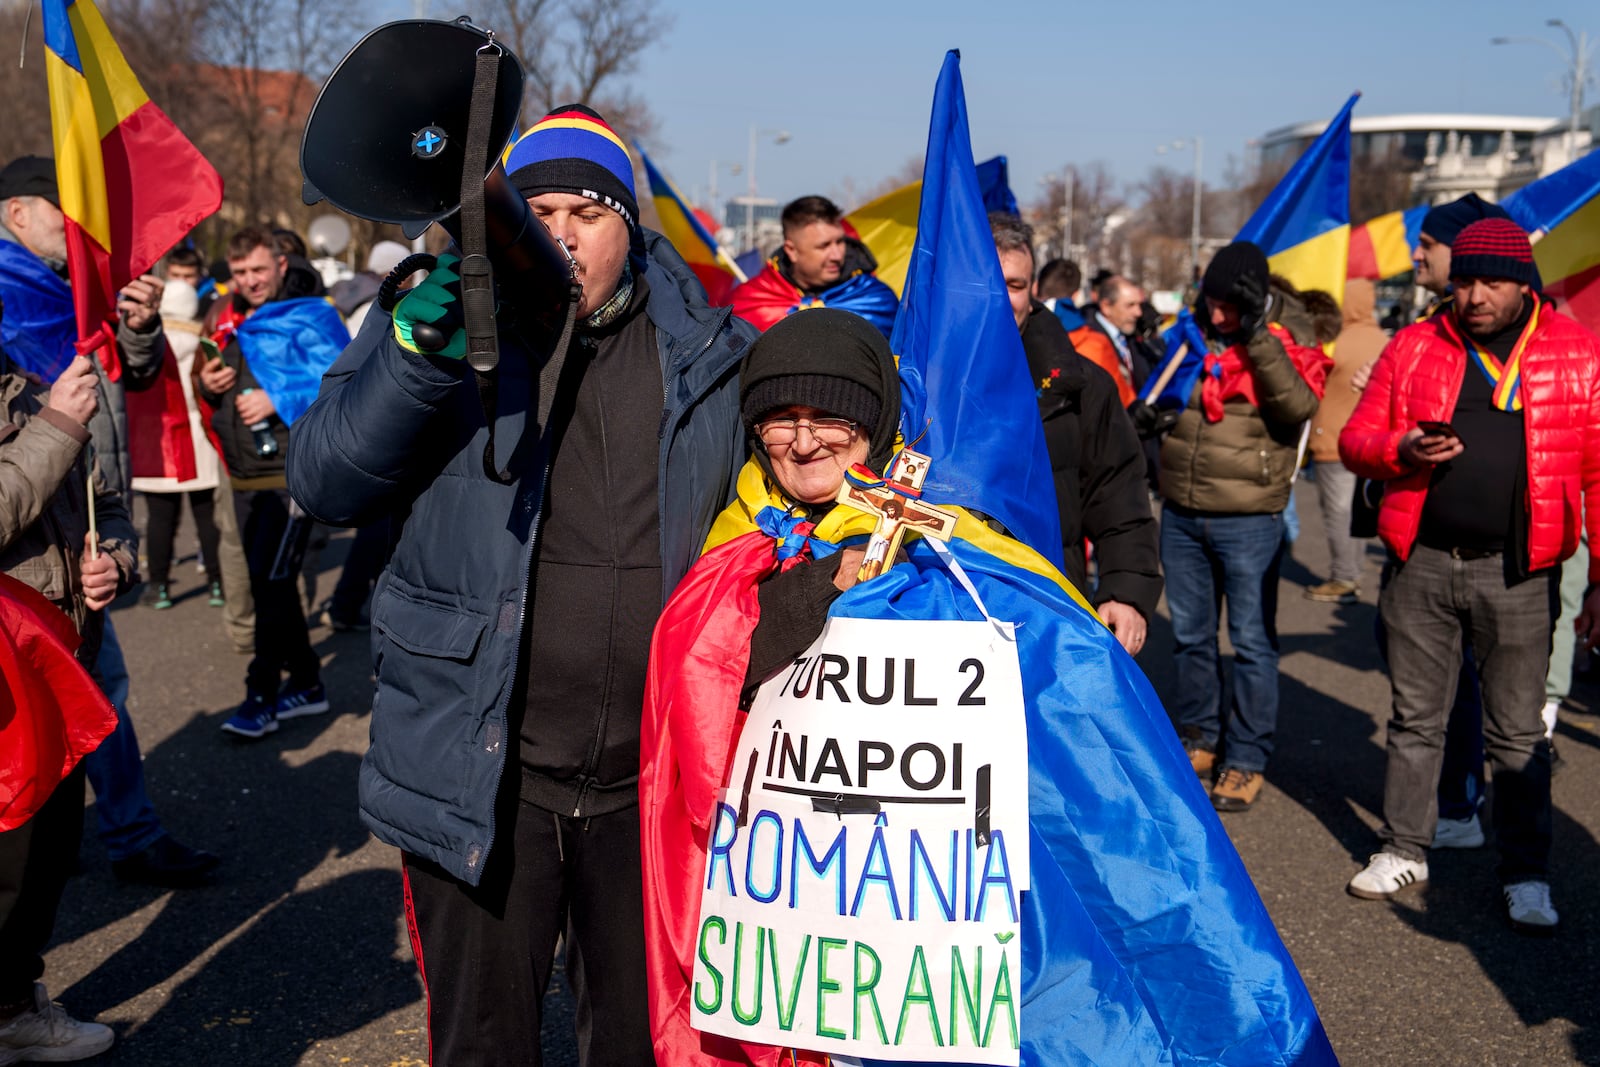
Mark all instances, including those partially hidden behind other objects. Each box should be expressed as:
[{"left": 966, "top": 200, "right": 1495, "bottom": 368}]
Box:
[
  {"left": 1420, "top": 192, "right": 1509, "bottom": 247},
  {"left": 1201, "top": 241, "right": 1269, "bottom": 305},
  {"left": 740, "top": 309, "right": 900, "bottom": 470}
]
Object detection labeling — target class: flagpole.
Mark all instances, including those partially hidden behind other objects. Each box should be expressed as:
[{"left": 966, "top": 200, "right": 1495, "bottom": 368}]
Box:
[
  {"left": 1141, "top": 342, "right": 1190, "bottom": 405},
  {"left": 87, "top": 468, "right": 98, "bottom": 560},
  {"left": 715, "top": 246, "right": 749, "bottom": 283}
]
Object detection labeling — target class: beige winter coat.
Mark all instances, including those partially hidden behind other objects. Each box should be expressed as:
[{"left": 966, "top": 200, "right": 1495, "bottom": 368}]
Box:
[{"left": 1309, "top": 278, "right": 1388, "bottom": 463}]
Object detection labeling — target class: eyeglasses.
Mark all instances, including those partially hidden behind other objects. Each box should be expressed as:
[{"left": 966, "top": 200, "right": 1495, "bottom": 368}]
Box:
[{"left": 756, "top": 417, "right": 860, "bottom": 448}]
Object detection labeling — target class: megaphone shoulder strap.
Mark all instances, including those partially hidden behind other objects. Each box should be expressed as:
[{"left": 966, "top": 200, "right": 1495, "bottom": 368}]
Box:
[{"left": 457, "top": 43, "right": 515, "bottom": 485}]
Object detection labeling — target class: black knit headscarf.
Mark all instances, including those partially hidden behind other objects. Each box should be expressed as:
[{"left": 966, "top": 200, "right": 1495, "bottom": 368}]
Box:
[{"left": 740, "top": 309, "right": 901, "bottom": 477}]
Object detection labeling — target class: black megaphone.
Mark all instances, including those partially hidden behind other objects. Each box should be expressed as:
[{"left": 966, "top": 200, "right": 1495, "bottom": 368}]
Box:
[{"left": 299, "top": 17, "right": 572, "bottom": 337}]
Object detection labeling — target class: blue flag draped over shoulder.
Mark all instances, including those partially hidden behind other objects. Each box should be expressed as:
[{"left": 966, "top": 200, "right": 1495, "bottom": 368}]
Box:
[
  {"left": 833, "top": 537, "right": 1338, "bottom": 1067},
  {"left": 891, "top": 51, "right": 1063, "bottom": 571},
  {"left": 0, "top": 241, "right": 78, "bottom": 379},
  {"left": 235, "top": 298, "right": 349, "bottom": 426}
]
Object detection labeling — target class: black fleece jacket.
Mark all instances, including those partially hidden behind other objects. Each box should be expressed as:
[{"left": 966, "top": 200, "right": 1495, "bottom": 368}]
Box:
[{"left": 1021, "top": 302, "right": 1162, "bottom": 620}]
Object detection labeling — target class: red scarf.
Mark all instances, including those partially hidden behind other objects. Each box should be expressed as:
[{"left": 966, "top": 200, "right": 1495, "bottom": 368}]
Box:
[{"left": 1200, "top": 323, "right": 1330, "bottom": 422}]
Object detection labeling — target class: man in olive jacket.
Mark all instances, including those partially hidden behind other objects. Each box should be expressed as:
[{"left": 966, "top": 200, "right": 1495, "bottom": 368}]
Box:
[{"left": 1159, "top": 242, "right": 1326, "bottom": 812}]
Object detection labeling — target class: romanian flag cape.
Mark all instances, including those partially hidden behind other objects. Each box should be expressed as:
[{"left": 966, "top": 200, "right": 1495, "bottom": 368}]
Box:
[
  {"left": 1236, "top": 93, "right": 1357, "bottom": 301},
  {"left": 0, "top": 240, "right": 78, "bottom": 380},
  {"left": 639, "top": 145, "right": 746, "bottom": 307},
  {"left": 731, "top": 264, "right": 899, "bottom": 339},
  {"left": 0, "top": 573, "right": 116, "bottom": 832},
  {"left": 227, "top": 299, "right": 350, "bottom": 427},
  {"left": 640, "top": 462, "right": 1338, "bottom": 1066},
  {"left": 42, "top": 0, "right": 223, "bottom": 378}
]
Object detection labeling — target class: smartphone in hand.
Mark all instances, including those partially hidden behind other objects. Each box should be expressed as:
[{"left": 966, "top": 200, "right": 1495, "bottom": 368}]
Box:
[
  {"left": 199, "top": 338, "right": 223, "bottom": 363},
  {"left": 1417, "top": 419, "right": 1456, "bottom": 438}
]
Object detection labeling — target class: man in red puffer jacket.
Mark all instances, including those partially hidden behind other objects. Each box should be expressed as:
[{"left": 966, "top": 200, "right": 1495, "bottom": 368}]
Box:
[{"left": 1339, "top": 217, "right": 1600, "bottom": 935}]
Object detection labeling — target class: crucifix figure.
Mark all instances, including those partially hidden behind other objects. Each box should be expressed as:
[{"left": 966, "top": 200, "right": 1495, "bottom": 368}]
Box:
[{"left": 834, "top": 449, "right": 957, "bottom": 583}]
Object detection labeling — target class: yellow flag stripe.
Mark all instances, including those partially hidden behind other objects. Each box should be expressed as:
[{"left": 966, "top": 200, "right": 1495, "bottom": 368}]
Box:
[
  {"left": 44, "top": 49, "right": 110, "bottom": 248},
  {"left": 1268, "top": 224, "right": 1350, "bottom": 302},
  {"left": 1534, "top": 195, "right": 1600, "bottom": 285},
  {"left": 705, "top": 459, "right": 1095, "bottom": 616},
  {"left": 71, "top": 0, "right": 150, "bottom": 134},
  {"left": 845, "top": 180, "right": 921, "bottom": 298}
]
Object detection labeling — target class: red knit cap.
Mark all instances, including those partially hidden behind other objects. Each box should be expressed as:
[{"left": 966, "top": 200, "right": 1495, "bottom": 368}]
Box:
[{"left": 1449, "top": 217, "right": 1537, "bottom": 286}]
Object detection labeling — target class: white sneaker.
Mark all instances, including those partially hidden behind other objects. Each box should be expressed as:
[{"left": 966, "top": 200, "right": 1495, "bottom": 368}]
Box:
[
  {"left": 1431, "top": 812, "right": 1486, "bottom": 849},
  {"left": 1347, "top": 851, "right": 1429, "bottom": 900},
  {"left": 0, "top": 983, "right": 114, "bottom": 1064},
  {"left": 1504, "top": 880, "right": 1559, "bottom": 935}
]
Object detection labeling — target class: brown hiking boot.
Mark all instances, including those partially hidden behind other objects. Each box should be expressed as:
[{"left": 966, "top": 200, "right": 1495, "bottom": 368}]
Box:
[
  {"left": 1211, "top": 768, "right": 1263, "bottom": 812},
  {"left": 1179, "top": 727, "right": 1216, "bottom": 780},
  {"left": 1304, "top": 579, "right": 1359, "bottom": 604}
]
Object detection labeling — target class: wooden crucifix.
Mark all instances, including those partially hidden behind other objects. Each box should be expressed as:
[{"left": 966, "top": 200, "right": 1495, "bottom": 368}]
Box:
[{"left": 834, "top": 449, "right": 958, "bottom": 583}]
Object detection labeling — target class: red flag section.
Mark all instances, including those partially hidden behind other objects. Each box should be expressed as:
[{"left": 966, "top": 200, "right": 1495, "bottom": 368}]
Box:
[
  {"left": 0, "top": 573, "right": 116, "bottom": 832},
  {"left": 639, "top": 532, "right": 829, "bottom": 1067}
]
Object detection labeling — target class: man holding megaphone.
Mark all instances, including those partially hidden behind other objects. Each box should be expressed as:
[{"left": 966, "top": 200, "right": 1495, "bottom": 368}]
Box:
[{"left": 289, "top": 103, "right": 755, "bottom": 1065}]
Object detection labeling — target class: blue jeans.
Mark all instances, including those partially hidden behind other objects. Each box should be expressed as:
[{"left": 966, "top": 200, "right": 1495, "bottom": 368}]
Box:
[
  {"left": 83, "top": 619, "right": 165, "bottom": 862},
  {"left": 1161, "top": 505, "right": 1286, "bottom": 773}
]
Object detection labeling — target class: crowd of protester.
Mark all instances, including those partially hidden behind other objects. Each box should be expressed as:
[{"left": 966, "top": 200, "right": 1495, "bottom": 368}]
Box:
[{"left": 1, "top": 117, "right": 1597, "bottom": 1063}]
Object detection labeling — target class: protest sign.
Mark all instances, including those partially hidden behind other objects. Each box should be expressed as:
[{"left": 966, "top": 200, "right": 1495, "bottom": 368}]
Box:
[{"left": 691, "top": 616, "right": 1029, "bottom": 1064}]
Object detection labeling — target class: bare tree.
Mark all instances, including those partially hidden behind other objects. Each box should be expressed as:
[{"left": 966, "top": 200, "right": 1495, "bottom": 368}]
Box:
[
  {"left": 1029, "top": 162, "right": 1124, "bottom": 273},
  {"left": 197, "top": 0, "right": 361, "bottom": 228},
  {"left": 480, "top": 0, "right": 671, "bottom": 142}
]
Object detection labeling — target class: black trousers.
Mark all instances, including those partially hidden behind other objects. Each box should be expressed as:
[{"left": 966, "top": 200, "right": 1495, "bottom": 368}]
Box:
[
  {"left": 142, "top": 488, "right": 220, "bottom": 586},
  {"left": 0, "top": 766, "right": 86, "bottom": 1006},
  {"left": 236, "top": 488, "right": 318, "bottom": 697},
  {"left": 402, "top": 800, "right": 652, "bottom": 1067}
]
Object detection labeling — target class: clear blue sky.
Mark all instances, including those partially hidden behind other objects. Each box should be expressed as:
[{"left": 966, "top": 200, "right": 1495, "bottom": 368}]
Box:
[{"left": 377, "top": 0, "right": 1593, "bottom": 210}]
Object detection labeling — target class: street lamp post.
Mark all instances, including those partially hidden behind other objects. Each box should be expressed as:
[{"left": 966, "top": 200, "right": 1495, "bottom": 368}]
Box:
[
  {"left": 745, "top": 125, "right": 791, "bottom": 254},
  {"left": 1491, "top": 20, "right": 1593, "bottom": 158},
  {"left": 1157, "top": 137, "right": 1204, "bottom": 282},
  {"left": 709, "top": 160, "right": 742, "bottom": 237}
]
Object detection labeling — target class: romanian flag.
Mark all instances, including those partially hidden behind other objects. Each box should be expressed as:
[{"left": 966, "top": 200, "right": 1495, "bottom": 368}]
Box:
[
  {"left": 1347, "top": 204, "right": 1427, "bottom": 281},
  {"left": 1236, "top": 93, "right": 1358, "bottom": 301},
  {"left": 637, "top": 145, "right": 746, "bottom": 306},
  {"left": 846, "top": 156, "right": 1019, "bottom": 297},
  {"left": 1503, "top": 147, "right": 1600, "bottom": 334},
  {"left": 889, "top": 58, "right": 1061, "bottom": 572},
  {"left": 640, "top": 52, "right": 1337, "bottom": 1065},
  {"left": 41, "top": 0, "right": 222, "bottom": 377}
]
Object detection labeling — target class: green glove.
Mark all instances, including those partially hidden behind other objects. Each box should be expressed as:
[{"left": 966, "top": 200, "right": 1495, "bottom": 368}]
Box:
[{"left": 393, "top": 253, "right": 466, "bottom": 359}]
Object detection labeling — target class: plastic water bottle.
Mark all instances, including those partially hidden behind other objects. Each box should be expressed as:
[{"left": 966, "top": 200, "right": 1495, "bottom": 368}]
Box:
[{"left": 241, "top": 388, "right": 279, "bottom": 457}]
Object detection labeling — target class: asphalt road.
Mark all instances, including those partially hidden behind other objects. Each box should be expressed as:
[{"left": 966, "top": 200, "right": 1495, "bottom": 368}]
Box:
[{"left": 40, "top": 481, "right": 1600, "bottom": 1066}]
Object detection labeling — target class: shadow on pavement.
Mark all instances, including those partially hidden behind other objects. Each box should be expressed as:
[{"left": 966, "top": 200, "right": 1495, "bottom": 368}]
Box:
[{"left": 1385, "top": 804, "right": 1600, "bottom": 1064}]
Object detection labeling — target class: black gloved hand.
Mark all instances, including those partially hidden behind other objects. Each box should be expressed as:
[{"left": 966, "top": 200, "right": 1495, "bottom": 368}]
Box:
[
  {"left": 1130, "top": 400, "right": 1180, "bottom": 440},
  {"left": 1226, "top": 270, "right": 1272, "bottom": 344}
]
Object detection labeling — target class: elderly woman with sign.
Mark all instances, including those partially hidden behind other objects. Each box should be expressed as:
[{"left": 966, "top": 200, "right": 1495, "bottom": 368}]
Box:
[{"left": 639, "top": 309, "right": 1334, "bottom": 1067}]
